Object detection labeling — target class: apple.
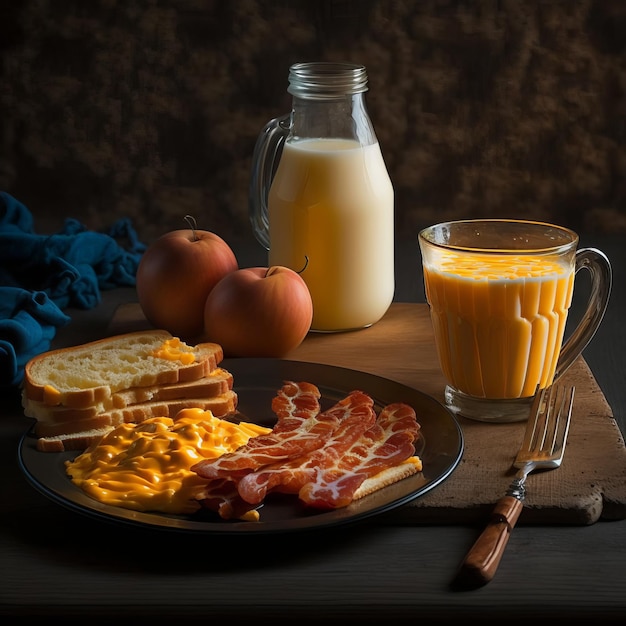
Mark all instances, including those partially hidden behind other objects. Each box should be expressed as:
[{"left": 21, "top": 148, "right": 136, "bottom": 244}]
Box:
[
  {"left": 203, "top": 266, "right": 313, "bottom": 357},
  {"left": 136, "top": 227, "right": 238, "bottom": 340}
]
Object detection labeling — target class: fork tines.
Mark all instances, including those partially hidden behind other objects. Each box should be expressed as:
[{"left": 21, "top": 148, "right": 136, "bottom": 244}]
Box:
[{"left": 517, "top": 385, "right": 575, "bottom": 465}]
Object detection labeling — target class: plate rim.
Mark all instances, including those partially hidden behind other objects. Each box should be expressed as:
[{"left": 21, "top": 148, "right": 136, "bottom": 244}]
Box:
[{"left": 18, "top": 358, "right": 464, "bottom": 534}]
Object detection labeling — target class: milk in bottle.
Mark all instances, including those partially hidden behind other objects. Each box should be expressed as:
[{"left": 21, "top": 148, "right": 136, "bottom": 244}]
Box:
[{"left": 250, "top": 62, "right": 395, "bottom": 332}]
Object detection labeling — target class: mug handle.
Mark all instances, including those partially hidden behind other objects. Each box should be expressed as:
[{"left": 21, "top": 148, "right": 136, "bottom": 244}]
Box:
[
  {"left": 248, "top": 113, "right": 291, "bottom": 250},
  {"left": 554, "top": 247, "right": 612, "bottom": 382}
]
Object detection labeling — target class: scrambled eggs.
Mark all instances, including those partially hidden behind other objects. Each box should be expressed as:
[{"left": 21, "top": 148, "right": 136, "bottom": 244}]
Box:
[{"left": 65, "top": 408, "right": 271, "bottom": 514}]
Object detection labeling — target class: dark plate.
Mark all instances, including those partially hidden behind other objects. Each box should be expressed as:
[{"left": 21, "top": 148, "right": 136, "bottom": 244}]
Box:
[{"left": 18, "top": 358, "right": 463, "bottom": 534}]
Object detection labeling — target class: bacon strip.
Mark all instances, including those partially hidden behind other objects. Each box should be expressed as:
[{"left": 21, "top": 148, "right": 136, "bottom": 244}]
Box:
[
  {"left": 192, "top": 381, "right": 329, "bottom": 480},
  {"left": 297, "top": 402, "right": 420, "bottom": 509},
  {"left": 236, "top": 390, "right": 376, "bottom": 504},
  {"left": 193, "top": 385, "right": 421, "bottom": 519},
  {"left": 196, "top": 478, "right": 259, "bottom": 521}
]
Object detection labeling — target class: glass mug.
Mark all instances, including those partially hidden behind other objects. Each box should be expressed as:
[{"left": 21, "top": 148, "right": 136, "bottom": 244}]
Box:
[
  {"left": 418, "top": 219, "right": 612, "bottom": 422},
  {"left": 249, "top": 62, "right": 394, "bottom": 332}
]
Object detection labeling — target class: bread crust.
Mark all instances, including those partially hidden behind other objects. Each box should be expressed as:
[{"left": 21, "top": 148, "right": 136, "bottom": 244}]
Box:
[
  {"left": 23, "top": 368, "right": 234, "bottom": 422},
  {"left": 113, "top": 368, "right": 233, "bottom": 407},
  {"left": 23, "top": 330, "right": 224, "bottom": 408},
  {"left": 32, "top": 391, "right": 238, "bottom": 437},
  {"left": 34, "top": 412, "right": 125, "bottom": 437},
  {"left": 36, "top": 428, "right": 116, "bottom": 452}
]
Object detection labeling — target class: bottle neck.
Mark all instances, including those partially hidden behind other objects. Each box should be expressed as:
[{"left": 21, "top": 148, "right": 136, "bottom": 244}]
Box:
[
  {"left": 284, "top": 62, "right": 377, "bottom": 146},
  {"left": 288, "top": 92, "right": 377, "bottom": 146}
]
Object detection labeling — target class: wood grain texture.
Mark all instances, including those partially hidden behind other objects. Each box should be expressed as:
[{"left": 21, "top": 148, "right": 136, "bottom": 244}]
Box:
[{"left": 111, "top": 301, "right": 626, "bottom": 525}]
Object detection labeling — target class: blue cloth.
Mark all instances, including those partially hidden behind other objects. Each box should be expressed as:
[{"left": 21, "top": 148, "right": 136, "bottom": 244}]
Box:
[{"left": 0, "top": 192, "right": 146, "bottom": 388}]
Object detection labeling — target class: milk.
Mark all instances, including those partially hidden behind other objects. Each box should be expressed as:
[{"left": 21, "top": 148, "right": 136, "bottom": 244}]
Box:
[
  {"left": 268, "top": 138, "right": 394, "bottom": 331},
  {"left": 423, "top": 252, "right": 575, "bottom": 399}
]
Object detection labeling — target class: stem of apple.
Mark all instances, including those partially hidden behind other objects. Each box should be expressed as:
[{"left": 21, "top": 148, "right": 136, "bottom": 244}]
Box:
[
  {"left": 184, "top": 215, "right": 199, "bottom": 241},
  {"left": 266, "top": 256, "right": 309, "bottom": 278},
  {"left": 296, "top": 256, "right": 309, "bottom": 274}
]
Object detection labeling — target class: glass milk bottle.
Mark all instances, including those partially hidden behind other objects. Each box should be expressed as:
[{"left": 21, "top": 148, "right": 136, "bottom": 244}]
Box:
[{"left": 250, "top": 62, "right": 394, "bottom": 332}]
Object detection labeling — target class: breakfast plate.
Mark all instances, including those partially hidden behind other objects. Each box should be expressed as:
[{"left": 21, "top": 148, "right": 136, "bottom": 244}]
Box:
[{"left": 18, "top": 358, "right": 464, "bottom": 534}]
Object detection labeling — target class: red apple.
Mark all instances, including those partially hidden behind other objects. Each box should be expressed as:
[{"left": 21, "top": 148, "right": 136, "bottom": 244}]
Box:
[
  {"left": 203, "top": 266, "right": 313, "bottom": 357},
  {"left": 136, "top": 228, "right": 238, "bottom": 340}
]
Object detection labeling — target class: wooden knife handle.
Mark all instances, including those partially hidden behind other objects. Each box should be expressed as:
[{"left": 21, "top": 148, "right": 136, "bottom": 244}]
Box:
[{"left": 456, "top": 495, "right": 524, "bottom": 587}]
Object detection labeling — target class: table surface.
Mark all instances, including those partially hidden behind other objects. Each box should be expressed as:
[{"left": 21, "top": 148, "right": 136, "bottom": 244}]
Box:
[{"left": 2, "top": 233, "right": 625, "bottom": 623}]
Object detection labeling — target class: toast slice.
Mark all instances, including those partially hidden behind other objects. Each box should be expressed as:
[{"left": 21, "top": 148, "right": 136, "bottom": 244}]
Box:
[
  {"left": 33, "top": 412, "right": 125, "bottom": 438},
  {"left": 36, "top": 427, "right": 119, "bottom": 453},
  {"left": 23, "top": 331, "right": 224, "bottom": 409},
  {"left": 33, "top": 390, "right": 239, "bottom": 438},
  {"left": 23, "top": 368, "right": 234, "bottom": 422},
  {"left": 112, "top": 367, "right": 233, "bottom": 407}
]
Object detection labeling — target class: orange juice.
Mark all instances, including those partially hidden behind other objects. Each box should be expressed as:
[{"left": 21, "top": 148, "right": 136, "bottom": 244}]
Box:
[
  {"left": 423, "top": 251, "right": 575, "bottom": 399},
  {"left": 268, "top": 138, "right": 394, "bottom": 331}
]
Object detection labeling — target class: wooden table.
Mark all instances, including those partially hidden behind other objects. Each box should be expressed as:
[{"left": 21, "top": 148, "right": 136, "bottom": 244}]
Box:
[
  {"left": 2, "top": 234, "right": 626, "bottom": 623},
  {"left": 110, "top": 300, "right": 626, "bottom": 525}
]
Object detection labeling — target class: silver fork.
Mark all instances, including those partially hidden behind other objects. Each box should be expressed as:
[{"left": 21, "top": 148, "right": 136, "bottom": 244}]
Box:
[{"left": 456, "top": 384, "right": 576, "bottom": 587}]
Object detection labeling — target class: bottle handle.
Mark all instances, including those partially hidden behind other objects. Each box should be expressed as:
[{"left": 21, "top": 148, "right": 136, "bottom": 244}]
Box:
[
  {"left": 554, "top": 247, "right": 612, "bottom": 382},
  {"left": 249, "top": 113, "right": 291, "bottom": 250}
]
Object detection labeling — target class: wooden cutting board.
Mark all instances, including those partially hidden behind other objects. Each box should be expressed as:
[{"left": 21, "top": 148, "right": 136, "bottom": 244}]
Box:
[{"left": 110, "top": 302, "right": 626, "bottom": 525}]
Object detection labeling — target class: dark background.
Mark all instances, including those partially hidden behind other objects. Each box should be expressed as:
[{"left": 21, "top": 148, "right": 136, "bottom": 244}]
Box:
[{"left": 1, "top": 0, "right": 625, "bottom": 244}]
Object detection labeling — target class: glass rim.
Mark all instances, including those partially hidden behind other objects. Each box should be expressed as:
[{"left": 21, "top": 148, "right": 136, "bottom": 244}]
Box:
[{"left": 418, "top": 218, "right": 579, "bottom": 255}]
